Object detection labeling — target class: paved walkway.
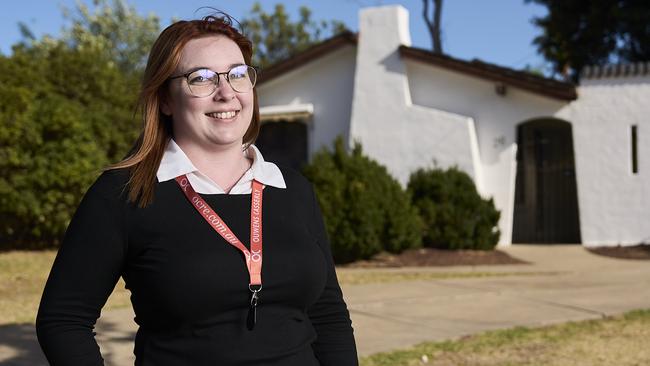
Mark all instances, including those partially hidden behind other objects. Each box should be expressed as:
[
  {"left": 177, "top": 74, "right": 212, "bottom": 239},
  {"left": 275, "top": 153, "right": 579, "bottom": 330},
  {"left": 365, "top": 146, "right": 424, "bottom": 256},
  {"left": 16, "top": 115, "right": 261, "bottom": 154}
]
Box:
[{"left": 1, "top": 245, "right": 649, "bottom": 365}]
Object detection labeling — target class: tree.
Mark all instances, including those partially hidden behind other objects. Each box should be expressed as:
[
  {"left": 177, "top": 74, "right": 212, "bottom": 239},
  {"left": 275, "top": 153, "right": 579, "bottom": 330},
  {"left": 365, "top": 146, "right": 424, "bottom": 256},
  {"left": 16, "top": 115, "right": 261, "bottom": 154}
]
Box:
[
  {"left": 615, "top": 0, "right": 650, "bottom": 62},
  {"left": 240, "top": 2, "right": 347, "bottom": 68},
  {"left": 0, "top": 42, "right": 138, "bottom": 248},
  {"left": 1, "top": 0, "right": 154, "bottom": 248},
  {"left": 422, "top": 0, "right": 444, "bottom": 54},
  {"left": 526, "top": 0, "right": 650, "bottom": 81},
  {"left": 19, "top": 0, "right": 160, "bottom": 75},
  {"left": 63, "top": 0, "right": 160, "bottom": 74}
]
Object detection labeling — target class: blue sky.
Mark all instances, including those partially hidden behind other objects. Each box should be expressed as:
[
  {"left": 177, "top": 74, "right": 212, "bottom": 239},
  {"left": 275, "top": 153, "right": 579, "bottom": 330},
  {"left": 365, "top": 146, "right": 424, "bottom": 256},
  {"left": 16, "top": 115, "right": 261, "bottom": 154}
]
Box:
[{"left": 0, "top": 0, "right": 550, "bottom": 71}]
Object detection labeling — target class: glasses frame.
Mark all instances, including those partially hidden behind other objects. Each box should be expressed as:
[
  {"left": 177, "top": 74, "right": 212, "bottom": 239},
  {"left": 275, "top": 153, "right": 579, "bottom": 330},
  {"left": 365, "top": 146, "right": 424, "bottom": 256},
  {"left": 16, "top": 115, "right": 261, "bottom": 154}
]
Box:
[{"left": 168, "top": 64, "right": 258, "bottom": 96}]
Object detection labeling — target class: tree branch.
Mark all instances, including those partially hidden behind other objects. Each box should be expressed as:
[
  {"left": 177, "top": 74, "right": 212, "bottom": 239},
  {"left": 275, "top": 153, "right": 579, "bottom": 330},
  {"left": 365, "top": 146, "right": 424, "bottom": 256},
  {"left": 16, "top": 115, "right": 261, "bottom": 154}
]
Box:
[
  {"left": 433, "top": 0, "right": 443, "bottom": 54},
  {"left": 422, "top": 0, "right": 443, "bottom": 54}
]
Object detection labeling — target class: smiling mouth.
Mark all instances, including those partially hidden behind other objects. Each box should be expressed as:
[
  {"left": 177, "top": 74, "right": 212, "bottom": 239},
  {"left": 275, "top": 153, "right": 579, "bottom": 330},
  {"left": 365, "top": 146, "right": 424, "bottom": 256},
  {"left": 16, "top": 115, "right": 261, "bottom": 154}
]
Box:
[{"left": 206, "top": 111, "right": 239, "bottom": 120}]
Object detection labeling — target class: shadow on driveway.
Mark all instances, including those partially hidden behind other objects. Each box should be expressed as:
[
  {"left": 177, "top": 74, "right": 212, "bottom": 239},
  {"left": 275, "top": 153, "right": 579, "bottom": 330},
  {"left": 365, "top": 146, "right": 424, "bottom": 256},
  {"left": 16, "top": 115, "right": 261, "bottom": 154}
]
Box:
[
  {"left": 0, "top": 323, "right": 46, "bottom": 366},
  {"left": 0, "top": 312, "right": 137, "bottom": 366}
]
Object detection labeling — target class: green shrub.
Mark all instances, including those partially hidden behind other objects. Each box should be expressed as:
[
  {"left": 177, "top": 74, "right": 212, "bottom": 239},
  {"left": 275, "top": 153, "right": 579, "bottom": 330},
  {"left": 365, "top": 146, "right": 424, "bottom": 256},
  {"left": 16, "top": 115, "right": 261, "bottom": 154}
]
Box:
[
  {"left": 303, "top": 137, "right": 422, "bottom": 263},
  {"left": 407, "top": 166, "right": 500, "bottom": 250},
  {"left": 0, "top": 42, "right": 139, "bottom": 249},
  {"left": 0, "top": 0, "right": 158, "bottom": 249}
]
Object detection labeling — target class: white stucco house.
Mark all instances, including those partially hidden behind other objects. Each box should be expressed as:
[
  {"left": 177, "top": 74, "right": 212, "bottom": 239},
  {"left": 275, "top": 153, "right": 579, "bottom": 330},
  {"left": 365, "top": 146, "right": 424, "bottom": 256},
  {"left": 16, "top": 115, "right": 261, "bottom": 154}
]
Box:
[{"left": 255, "top": 5, "right": 649, "bottom": 247}]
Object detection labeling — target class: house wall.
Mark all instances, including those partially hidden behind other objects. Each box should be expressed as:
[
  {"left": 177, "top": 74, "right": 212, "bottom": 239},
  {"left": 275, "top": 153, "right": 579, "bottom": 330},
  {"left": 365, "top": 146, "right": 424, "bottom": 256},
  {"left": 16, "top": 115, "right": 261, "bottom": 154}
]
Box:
[
  {"left": 404, "top": 60, "right": 569, "bottom": 245},
  {"left": 350, "top": 5, "right": 575, "bottom": 245},
  {"left": 257, "top": 4, "right": 650, "bottom": 247},
  {"left": 555, "top": 76, "right": 650, "bottom": 246},
  {"left": 256, "top": 46, "right": 357, "bottom": 157},
  {"left": 348, "top": 6, "right": 477, "bottom": 193}
]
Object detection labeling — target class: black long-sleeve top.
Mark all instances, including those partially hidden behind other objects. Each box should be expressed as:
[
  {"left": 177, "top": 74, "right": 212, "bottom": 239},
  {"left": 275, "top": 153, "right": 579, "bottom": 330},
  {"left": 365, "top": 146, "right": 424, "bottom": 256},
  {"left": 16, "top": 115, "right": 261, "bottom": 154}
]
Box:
[{"left": 36, "top": 167, "right": 358, "bottom": 365}]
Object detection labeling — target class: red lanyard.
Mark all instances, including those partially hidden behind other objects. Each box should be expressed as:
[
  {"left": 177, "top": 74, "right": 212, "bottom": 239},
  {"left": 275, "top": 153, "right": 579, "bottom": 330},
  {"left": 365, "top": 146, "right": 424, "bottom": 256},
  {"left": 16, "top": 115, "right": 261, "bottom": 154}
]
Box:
[
  {"left": 176, "top": 175, "right": 264, "bottom": 330},
  {"left": 175, "top": 175, "right": 263, "bottom": 288}
]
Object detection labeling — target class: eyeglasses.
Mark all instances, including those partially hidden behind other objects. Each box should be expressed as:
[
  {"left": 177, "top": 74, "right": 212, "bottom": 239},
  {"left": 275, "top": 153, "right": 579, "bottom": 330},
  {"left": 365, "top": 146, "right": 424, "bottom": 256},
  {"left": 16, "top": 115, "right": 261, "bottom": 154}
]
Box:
[{"left": 169, "top": 64, "right": 258, "bottom": 97}]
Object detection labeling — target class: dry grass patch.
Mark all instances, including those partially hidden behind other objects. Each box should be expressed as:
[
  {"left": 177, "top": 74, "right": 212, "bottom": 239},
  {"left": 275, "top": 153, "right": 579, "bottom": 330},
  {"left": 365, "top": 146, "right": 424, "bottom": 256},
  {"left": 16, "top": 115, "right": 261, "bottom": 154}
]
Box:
[
  {"left": 0, "top": 250, "right": 131, "bottom": 325},
  {"left": 1, "top": 250, "right": 556, "bottom": 324},
  {"left": 360, "top": 309, "right": 650, "bottom": 366},
  {"left": 336, "top": 269, "right": 561, "bottom": 285}
]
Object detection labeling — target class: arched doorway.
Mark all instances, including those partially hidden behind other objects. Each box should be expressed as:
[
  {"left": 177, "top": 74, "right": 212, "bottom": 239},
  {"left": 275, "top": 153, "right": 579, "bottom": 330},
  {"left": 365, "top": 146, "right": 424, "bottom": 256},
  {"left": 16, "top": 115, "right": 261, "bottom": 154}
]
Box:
[
  {"left": 512, "top": 118, "right": 581, "bottom": 243},
  {"left": 255, "top": 120, "right": 308, "bottom": 171}
]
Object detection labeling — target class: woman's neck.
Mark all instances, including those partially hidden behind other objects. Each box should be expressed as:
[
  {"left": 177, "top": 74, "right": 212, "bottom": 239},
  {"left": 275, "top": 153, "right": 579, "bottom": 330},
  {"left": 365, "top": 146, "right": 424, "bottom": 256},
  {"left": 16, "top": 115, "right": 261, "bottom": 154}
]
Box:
[{"left": 176, "top": 140, "right": 252, "bottom": 193}]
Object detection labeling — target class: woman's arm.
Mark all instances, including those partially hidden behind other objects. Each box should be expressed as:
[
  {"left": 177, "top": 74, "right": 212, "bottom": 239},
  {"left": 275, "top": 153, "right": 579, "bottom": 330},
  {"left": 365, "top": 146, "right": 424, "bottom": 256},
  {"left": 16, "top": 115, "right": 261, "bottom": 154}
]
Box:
[
  {"left": 306, "top": 185, "right": 358, "bottom": 366},
  {"left": 36, "top": 172, "right": 127, "bottom": 366}
]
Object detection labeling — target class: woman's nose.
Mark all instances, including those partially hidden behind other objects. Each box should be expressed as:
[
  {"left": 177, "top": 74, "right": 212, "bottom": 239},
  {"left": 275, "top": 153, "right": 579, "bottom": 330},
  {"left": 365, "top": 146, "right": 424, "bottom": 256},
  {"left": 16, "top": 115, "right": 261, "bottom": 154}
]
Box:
[{"left": 213, "top": 75, "right": 235, "bottom": 100}]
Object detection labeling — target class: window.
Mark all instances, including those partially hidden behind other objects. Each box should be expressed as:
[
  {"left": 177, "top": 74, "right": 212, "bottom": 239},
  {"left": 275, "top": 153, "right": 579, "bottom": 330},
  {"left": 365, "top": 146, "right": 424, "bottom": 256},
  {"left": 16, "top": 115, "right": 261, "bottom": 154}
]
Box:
[{"left": 631, "top": 125, "right": 638, "bottom": 174}]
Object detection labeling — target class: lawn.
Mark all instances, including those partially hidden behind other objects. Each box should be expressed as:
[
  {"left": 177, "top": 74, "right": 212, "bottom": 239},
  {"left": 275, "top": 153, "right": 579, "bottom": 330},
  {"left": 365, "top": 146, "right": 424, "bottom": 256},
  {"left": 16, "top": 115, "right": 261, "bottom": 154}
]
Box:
[
  {"left": 360, "top": 309, "right": 650, "bottom": 366},
  {"left": 2, "top": 250, "right": 649, "bottom": 365},
  {"left": 0, "top": 249, "right": 557, "bottom": 325},
  {"left": 0, "top": 250, "right": 130, "bottom": 325},
  {"left": 335, "top": 268, "right": 560, "bottom": 285}
]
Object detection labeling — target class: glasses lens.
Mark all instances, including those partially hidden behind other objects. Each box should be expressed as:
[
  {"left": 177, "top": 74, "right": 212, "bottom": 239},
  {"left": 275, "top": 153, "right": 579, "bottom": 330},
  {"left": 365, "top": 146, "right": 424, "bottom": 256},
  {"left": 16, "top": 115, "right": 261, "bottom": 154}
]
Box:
[
  {"left": 228, "top": 65, "right": 256, "bottom": 93},
  {"left": 187, "top": 69, "right": 217, "bottom": 97}
]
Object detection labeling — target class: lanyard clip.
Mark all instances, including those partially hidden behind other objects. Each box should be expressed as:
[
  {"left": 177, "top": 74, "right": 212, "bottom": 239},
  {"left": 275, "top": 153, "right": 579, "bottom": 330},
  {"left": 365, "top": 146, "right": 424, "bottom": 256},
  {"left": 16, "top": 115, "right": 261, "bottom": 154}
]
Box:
[
  {"left": 247, "top": 287, "right": 261, "bottom": 331},
  {"left": 250, "top": 290, "right": 259, "bottom": 307},
  {"left": 249, "top": 284, "right": 262, "bottom": 293}
]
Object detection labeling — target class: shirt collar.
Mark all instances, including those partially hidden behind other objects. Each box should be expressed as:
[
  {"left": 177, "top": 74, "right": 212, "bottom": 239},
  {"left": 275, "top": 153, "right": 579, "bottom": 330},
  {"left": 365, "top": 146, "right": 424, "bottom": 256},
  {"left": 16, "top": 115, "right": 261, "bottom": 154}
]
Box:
[{"left": 156, "top": 139, "right": 286, "bottom": 190}]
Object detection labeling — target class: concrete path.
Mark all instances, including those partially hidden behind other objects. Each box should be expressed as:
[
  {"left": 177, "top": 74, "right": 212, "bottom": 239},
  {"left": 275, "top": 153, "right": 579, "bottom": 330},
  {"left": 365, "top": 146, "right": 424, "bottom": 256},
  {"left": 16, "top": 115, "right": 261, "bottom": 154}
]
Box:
[
  {"left": 1, "top": 245, "right": 649, "bottom": 365},
  {"left": 347, "top": 245, "right": 650, "bottom": 355}
]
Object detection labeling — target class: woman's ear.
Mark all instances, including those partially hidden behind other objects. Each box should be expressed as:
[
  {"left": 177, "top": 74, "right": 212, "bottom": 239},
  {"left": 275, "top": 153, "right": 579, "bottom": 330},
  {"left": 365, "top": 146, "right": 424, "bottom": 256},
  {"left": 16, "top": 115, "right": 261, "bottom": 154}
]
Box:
[{"left": 160, "top": 90, "right": 172, "bottom": 116}]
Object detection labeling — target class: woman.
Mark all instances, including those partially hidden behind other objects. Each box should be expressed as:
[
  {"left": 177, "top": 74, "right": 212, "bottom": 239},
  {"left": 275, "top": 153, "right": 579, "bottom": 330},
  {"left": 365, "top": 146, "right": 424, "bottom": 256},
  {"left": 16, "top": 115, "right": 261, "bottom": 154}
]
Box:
[{"left": 36, "top": 14, "right": 358, "bottom": 366}]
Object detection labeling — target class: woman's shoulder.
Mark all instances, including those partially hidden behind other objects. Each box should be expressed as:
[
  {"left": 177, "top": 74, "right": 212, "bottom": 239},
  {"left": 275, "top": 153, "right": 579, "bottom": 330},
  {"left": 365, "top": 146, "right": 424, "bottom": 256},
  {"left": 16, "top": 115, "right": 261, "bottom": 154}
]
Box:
[
  {"left": 274, "top": 164, "right": 314, "bottom": 193},
  {"left": 85, "top": 168, "right": 131, "bottom": 201}
]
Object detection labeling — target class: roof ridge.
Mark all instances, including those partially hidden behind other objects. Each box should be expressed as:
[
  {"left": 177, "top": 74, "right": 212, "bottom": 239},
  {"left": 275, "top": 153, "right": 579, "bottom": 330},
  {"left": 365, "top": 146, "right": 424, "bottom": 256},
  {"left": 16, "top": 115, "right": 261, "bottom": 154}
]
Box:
[
  {"left": 257, "top": 31, "right": 357, "bottom": 85},
  {"left": 399, "top": 45, "right": 577, "bottom": 101}
]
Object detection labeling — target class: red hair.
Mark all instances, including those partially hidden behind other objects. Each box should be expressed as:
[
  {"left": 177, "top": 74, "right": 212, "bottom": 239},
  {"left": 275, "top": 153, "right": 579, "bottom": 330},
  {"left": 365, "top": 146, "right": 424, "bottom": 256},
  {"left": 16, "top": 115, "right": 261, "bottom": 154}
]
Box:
[{"left": 108, "top": 14, "right": 260, "bottom": 207}]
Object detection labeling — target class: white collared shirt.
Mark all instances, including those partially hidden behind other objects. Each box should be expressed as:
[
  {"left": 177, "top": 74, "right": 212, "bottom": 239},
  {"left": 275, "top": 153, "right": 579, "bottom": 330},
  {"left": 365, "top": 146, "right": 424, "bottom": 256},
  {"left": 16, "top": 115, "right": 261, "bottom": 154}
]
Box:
[{"left": 156, "top": 139, "right": 287, "bottom": 194}]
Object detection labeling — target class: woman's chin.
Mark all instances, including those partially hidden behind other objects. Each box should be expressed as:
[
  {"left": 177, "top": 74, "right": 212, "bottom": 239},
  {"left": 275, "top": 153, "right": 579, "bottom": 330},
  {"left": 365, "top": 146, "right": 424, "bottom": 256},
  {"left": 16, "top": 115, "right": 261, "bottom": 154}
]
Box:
[{"left": 205, "top": 135, "right": 245, "bottom": 149}]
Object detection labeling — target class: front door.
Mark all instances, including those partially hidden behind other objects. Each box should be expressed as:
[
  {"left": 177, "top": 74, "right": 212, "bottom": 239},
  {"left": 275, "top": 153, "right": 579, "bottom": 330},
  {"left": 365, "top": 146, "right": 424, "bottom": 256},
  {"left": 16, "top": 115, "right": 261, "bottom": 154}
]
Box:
[
  {"left": 255, "top": 120, "right": 308, "bottom": 171},
  {"left": 512, "top": 119, "right": 581, "bottom": 243}
]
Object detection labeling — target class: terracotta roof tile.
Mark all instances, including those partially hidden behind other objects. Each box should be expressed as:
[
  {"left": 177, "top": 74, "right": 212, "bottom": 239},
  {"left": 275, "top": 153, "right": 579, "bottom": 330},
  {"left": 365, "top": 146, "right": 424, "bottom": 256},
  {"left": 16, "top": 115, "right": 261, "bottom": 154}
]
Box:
[{"left": 581, "top": 62, "right": 650, "bottom": 79}]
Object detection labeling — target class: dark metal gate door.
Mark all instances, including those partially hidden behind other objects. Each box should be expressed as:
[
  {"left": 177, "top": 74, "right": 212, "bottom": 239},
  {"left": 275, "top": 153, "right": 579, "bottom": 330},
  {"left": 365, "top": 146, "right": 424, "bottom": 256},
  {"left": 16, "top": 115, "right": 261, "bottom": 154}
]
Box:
[
  {"left": 512, "top": 119, "right": 581, "bottom": 243},
  {"left": 255, "top": 120, "right": 308, "bottom": 171}
]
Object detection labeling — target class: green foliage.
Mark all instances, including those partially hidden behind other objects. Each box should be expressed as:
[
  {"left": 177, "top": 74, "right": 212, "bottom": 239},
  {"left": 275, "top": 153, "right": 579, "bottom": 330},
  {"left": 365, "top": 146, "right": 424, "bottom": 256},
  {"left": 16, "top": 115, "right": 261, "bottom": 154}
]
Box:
[
  {"left": 526, "top": 0, "right": 650, "bottom": 81},
  {"left": 0, "top": 1, "right": 149, "bottom": 248},
  {"left": 407, "top": 166, "right": 500, "bottom": 250},
  {"left": 303, "top": 137, "right": 422, "bottom": 263},
  {"left": 241, "top": 2, "right": 347, "bottom": 68},
  {"left": 18, "top": 0, "right": 160, "bottom": 75},
  {"left": 2, "top": 0, "right": 350, "bottom": 249},
  {"left": 61, "top": 0, "right": 160, "bottom": 74}
]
